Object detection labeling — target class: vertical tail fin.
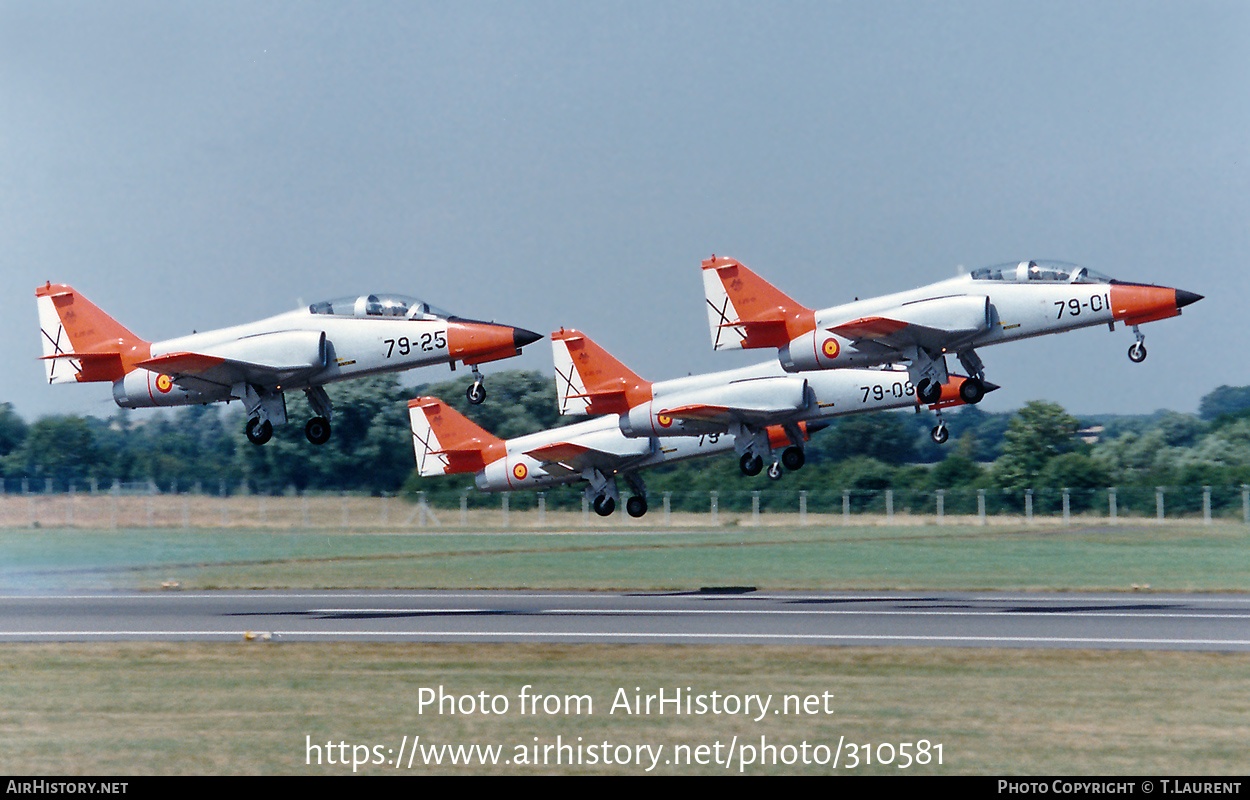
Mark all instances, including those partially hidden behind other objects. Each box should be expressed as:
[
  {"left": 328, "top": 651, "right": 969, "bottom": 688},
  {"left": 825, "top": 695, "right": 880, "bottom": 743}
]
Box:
[
  {"left": 550, "top": 328, "right": 653, "bottom": 416},
  {"left": 408, "top": 397, "right": 506, "bottom": 476},
  {"left": 701, "top": 256, "right": 815, "bottom": 350},
  {"left": 35, "top": 283, "right": 149, "bottom": 383}
]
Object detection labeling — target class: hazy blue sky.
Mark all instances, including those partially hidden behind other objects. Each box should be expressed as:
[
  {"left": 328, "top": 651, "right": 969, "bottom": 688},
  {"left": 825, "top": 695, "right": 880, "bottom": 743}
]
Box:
[{"left": 3, "top": 1, "right": 1246, "bottom": 423}]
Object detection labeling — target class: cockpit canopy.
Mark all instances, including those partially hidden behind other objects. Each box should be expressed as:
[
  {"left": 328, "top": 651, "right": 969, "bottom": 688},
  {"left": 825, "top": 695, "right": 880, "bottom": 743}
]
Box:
[
  {"left": 970, "top": 260, "right": 1112, "bottom": 285},
  {"left": 308, "top": 294, "right": 451, "bottom": 320}
]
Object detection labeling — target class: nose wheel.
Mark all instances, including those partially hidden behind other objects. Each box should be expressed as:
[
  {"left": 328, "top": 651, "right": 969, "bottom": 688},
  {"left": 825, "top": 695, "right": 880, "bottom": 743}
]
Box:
[
  {"left": 931, "top": 422, "right": 949, "bottom": 444},
  {"left": 466, "top": 366, "right": 487, "bottom": 404},
  {"left": 767, "top": 461, "right": 783, "bottom": 480},
  {"left": 1127, "top": 325, "right": 1147, "bottom": 363}
]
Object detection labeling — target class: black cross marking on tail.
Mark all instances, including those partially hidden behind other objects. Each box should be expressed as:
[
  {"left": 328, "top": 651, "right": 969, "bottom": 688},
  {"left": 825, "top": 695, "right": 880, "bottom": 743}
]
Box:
[
  {"left": 705, "top": 296, "right": 748, "bottom": 349},
  {"left": 411, "top": 416, "right": 448, "bottom": 474},
  {"left": 40, "top": 324, "right": 73, "bottom": 384}
]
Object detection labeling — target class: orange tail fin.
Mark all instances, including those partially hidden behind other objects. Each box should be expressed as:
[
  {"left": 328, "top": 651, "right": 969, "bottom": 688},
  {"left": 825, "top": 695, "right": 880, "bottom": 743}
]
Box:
[
  {"left": 550, "top": 328, "right": 653, "bottom": 416},
  {"left": 408, "top": 397, "right": 506, "bottom": 475},
  {"left": 701, "top": 256, "right": 816, "bottom": 350},
  {"left": 35, "top": 283, "right": 150, "bottom": 383}
]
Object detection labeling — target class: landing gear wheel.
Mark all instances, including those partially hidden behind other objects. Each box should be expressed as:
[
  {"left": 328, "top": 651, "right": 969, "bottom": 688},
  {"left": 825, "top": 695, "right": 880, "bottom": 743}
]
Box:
[
  {"left": 625, "top": 496, "right": 648, "bottom": 518},
  {"left": 781, "top": 446, "right": 805, "bottom": 471},
  {"left": 593, "top": 495, "right": 616, "bottom": 517},
  {"left": 739, "top": 453, "right": 764, "bottom": 476},
  {"left": 958, "top": 377, "right": 985, "bottom": 404},
  {"left": 767, "top": 462, "right": 783, "bottom": 480},
  {"left": 931, "top": 423, "right": 949, "bottom": 444},
  {"left": 1128, "top": 342, "right": 1147, "bottom": 363},
  {"left": 305, "top": 416, "right": 331, "bottom": 445},
  {"left": 246, "top": 417, "right": 273, "bottom": 446},
  {"left": 917, "top": 378, "right": 942, "bottom": 404},
  {"left": 467, "top": 381, "right": 486, "bottom": 405}
]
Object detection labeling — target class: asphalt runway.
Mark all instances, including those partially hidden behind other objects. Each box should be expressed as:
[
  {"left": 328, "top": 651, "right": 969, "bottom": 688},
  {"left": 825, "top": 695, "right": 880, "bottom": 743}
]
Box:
[{"left": 1, "top": 589, "right": 1248, "bottom": 650}]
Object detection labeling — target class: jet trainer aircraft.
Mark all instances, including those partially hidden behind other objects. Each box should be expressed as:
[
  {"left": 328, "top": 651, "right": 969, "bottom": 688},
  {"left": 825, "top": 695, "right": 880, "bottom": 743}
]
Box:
[
  {"left": 408, "top": 395, "right": 814, "bottom": 517},
  {"left": 701, "top": 256, "right": 1202, "bottom": 405},
  {"left": 551, "top": 328, "right": 993, "bottom": 479},
  {"left": 36, "top": 283, "right": 543, "bottom": 445}
]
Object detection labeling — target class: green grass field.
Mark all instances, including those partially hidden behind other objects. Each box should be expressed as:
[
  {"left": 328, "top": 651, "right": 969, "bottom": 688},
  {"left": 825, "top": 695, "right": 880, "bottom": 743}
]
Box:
[{"left": 1, "top": 520, "right": 1247, "bottom": 775}]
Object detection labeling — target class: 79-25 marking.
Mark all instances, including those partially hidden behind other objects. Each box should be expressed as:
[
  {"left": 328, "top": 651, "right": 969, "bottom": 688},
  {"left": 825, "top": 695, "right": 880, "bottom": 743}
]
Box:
[{"left": 384, "top": 332, "right": 447, "bottom": 358}]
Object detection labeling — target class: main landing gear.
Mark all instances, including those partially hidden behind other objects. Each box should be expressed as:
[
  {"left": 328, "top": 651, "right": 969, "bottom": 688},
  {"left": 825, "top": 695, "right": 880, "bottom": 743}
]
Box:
[
  {"left": 587, "top": 471, "right": 649, "bottom": 517},
  {"left": 243, "top": 385, "right": 335, "bottom": 446},
  {"left": 739, "top": 445, "right": 806, "bottom": 480}
]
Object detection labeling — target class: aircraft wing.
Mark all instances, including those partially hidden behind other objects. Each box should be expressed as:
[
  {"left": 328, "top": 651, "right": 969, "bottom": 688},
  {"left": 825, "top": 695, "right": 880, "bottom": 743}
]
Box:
[
  {"left": 826, "top": 295, "right": 992, "bottom": 353},
  {"left": 137, "top": 330, "right": 328, "bottom": 392},
  {"left": 642, "top": 377, "right": 809, "bottom": 432},
  {"left": 523, "top": 436, "right": 651, "bottom": 477}
]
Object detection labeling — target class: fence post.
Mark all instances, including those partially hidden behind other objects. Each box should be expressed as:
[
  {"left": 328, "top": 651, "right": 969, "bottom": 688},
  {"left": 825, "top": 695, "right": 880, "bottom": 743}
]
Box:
[
  {"left": 419, "top": 491, "right": 428, "bottom": 528},
  {"left": 1203, "top": 486, "right": 1211, "bottom": 525},
  {"left": 752, "top": 491, "right": 760, "bottom": 525},
  {"left": 1109, "top": 487, "right": 1117, "bottom": 524},
  {"left": 885, "top": 489, "right": 893, "bottom": 522},
  {"left": 842, "top": 490, "right": 850, "bottom": 524},
  {"left": 502, "top": 493, "right": 509, "bottom": 528},
  {"left": 1242, "top": 485, "right": 1249, "bottom": 526},
  {"left": 538, "top": 492, "right": 546, "bottom": 527},
  {"left": 710, "top": 491, "right": 719, "bottom": 526},
  {"left": 1156, "top": 486, "right": 1165, "bottom": 522},
  {"left": 1062, "top": 488, "right": 1070, "bottom": 525},
  {"left": 799, "top": 491, "right": 808, "bottom": 526},
  {"left": 977, "top": 489, "right": 986, "bottom": 526},
  {"left": 1025, "top": 489, "right": 1033, "bottom": 524},
  {"left": 663, "top": 492, "right": 671, "bottom": 526},
  {"left": 461, "top": 491, "right": 469, "bottom": 526},
  {"left": 935, "top": 489, "right": 944, "bottom": 524}
]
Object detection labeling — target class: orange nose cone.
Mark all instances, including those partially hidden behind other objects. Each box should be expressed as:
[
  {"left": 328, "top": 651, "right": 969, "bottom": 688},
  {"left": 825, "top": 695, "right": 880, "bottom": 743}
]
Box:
[
  {"left": 448, "top": 322, "right": 543, "bottom": 365},
  {"left": 1110, "top": 283, "right": 1197, "bottom": 325}
]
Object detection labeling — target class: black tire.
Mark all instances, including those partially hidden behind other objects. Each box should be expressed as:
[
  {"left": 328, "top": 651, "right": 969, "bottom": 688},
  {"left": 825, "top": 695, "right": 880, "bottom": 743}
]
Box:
[
  {"left": 246, "top": 417, "right": 273, "bottom": 446},
  {"left": 626, "top": 496, "right": 648, "bottom": 518},
  {"left": 767, "top": 462, "right": 783, "bottom": 480},
  {"left": 739, "top": 452, "right": 764, "bottom": 476},
  {"left": 305, "top": 416, "right": 331, "bottom": 445},
  {"left": 917, "top": 378, "right": 942, "bottom": 404},
  {"left": 1128, "top": 342, "right": 1147, "bottom": 363},
  {"left": 781, "top": 446, "right": 805, "bottom": 471},
  {"left": 467, "top": 382, "right": 486, "bottom": 404},
  {"left": 593, "top": 495, "right": 616, "bottom": 517},
  {"left": 958, "top": 377, "right": 985, "bottom": 404},
  {"left": 931, "top": 424, "right": 949, "bottom": 444}
]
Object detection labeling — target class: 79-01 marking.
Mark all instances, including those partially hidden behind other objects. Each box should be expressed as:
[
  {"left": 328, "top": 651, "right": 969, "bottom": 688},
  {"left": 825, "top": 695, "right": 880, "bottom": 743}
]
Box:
[{"left": 1055, "top": 293, "right": 1111, "bottom": 319}]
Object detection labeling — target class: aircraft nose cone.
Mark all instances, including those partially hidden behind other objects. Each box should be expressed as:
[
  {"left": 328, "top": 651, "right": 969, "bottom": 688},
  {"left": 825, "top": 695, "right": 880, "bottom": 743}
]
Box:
[
  {"left": 513, "top": 327, "right": 544, "bottom": 349},
  {"left": 1176, "top": 289, "right": 1203, "bottom": 309},
  {"left": 981, "top": 380, "right": 1001, "bottom": 394}
]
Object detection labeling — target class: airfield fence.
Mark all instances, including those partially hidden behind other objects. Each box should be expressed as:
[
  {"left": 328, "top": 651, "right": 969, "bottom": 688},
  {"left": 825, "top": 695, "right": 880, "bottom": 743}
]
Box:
[{"left": 1, "top": 478, "right": 1249, "bottom": 529}]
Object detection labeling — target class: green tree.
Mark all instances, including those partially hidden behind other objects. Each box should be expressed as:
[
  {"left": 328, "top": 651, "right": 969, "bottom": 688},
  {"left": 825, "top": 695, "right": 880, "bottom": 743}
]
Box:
[{"left": 992, "top": 400, "right": 1082, "bottom": 496}]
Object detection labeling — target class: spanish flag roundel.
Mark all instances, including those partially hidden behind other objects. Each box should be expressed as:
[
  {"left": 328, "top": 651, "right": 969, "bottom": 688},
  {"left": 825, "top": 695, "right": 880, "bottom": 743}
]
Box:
[
  {"left": 822, "top": 338, "right": 840, "bottom": 359},
  {"left": 512, "top": 463, "right": 528, "bottom": 481},
  {"left": 156, "top": 374, "right": 174, "bottom": 393}
]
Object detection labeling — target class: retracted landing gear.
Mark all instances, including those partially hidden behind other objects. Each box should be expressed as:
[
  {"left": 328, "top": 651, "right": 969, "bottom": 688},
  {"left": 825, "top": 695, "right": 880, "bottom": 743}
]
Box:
[{"left": 1128, "top": 325, "right": 1147, "bottom": 363}]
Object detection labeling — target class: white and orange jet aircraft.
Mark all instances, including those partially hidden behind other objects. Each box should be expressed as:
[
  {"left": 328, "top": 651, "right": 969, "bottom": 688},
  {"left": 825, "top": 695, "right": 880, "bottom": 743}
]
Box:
[
  {"left": 551, "top": 328, "right": 991, "bottom": 480},
  {"left": 408, "top": 395, "right": 816, "bottom": 517},
  {"left": 701, "top": 256, "right": 1202, "bottom": 405},
  {"left": 36, "top": 283, "right": 543, "bottom": 445}
]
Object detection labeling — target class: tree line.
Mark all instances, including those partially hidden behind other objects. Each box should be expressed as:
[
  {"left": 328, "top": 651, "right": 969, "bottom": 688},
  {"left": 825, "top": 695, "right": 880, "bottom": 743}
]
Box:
[{"left": 4, "top": 373, "right": 1250, "bottom": 514}]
